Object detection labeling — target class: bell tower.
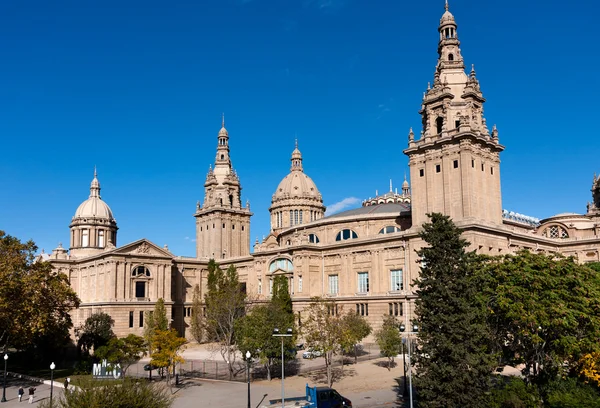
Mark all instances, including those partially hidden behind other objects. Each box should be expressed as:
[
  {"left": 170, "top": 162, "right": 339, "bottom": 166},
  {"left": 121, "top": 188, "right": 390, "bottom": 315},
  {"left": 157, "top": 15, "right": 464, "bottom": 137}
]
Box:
[
  {"left": 194, "top": 116, "right": 252, "bottom": 259},
  {"left": 404, "top": 1, "right": 504, "bottom": 227}
]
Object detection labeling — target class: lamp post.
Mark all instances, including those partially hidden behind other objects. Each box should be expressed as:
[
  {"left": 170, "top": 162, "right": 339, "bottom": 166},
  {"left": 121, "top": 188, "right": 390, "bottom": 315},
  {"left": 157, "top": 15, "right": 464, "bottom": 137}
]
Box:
[
  {"left": 245, "top": 351, "right": 251, "bottom": 408},
  {"left": 1, "top": 354, "right": 7, "bottom": 403},
  {"left": 399, "top": 323, "right": 418, "bottom": 408},
  {"left": 272, "top": 328, "right": 293, "bottom": 408},
  {"left": 49, "top": 362, "right": 56, "bottom": 408}
]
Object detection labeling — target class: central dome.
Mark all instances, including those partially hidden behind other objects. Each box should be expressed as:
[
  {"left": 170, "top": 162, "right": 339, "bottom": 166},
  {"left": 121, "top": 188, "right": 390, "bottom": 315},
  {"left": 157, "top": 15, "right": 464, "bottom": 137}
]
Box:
[
  {"left": 273, "top": 172, "right": 322, "bottom": 201},
  {"left": 269, "top": 142, "right": 326, "bottom": 231}
]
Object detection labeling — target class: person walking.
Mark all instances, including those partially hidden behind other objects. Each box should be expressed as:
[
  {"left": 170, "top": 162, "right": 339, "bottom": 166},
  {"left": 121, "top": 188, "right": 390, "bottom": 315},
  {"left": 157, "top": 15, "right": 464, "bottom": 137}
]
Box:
[
  {"left": 28, "top": 386, "right": 35, "bottom": 404},
  {"left": 64, "top": 378, "right": 69, "bottom": 391},
  {"left": 18, "top": 386, "right": 24, "bottom": 402}
]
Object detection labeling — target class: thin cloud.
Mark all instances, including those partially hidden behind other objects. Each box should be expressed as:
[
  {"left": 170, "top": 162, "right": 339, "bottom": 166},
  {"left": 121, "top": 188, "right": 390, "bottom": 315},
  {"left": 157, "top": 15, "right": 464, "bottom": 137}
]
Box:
[
  {"left": 325, "top": 197, "right": 361, "bottom": 215},
  {"left": 303, "top": 0, "right": 347, "bottom": 12}
]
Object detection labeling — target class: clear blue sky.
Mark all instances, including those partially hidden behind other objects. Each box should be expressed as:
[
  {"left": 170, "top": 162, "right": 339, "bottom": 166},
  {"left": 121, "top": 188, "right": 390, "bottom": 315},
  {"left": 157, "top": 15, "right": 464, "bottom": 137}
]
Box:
[{"left": 1, "top": 0, "right": 598, "bottom": 257}]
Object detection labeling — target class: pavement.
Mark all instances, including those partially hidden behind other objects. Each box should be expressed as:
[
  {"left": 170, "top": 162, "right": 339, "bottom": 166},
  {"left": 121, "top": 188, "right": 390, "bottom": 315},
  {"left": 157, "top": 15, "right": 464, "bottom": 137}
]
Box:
[
  {"left": 170, "top": 378, "right": 400, "bottom": 408},
  {"left": 0, "top": 374, "right": 68, "bottom": 406}
]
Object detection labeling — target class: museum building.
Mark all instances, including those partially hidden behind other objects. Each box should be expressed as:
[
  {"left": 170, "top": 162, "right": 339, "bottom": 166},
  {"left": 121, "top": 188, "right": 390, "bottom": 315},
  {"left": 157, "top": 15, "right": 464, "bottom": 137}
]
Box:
[{"left": 42, "top": 3, "right": 600, "bottom": 340}]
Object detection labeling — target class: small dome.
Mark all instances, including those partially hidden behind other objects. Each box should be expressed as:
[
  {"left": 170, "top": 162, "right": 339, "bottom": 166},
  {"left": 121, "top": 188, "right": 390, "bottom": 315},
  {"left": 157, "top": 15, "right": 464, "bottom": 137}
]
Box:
[
  {"left": 273, "top": 172, "right": 322, "bottom": 201},
  {"left": 73, "top": 171, "right": 116, "bottom": 221},
  {"left": 440, "top": 1, "right": 455, "bottom": 25},
  {"left": 402, "top": 179, "right": 409, "bottom": 188},
  {"left": 218, "top": 126, "right": 228, "bottom": 136}
]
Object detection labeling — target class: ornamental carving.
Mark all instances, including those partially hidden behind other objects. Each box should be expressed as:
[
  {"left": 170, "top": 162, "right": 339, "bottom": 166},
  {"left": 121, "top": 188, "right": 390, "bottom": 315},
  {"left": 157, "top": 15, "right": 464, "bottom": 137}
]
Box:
[{"left": 137, "top": 242, "right": 151, "bottom": 254}]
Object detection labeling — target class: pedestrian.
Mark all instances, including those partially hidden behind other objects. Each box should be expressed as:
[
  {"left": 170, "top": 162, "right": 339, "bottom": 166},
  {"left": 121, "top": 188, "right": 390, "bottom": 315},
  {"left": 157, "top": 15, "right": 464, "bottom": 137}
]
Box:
[
  {"left": 64, "top": 378, "right": 69, "bottom": 391},
  {"left": 18, "top": 386, "right": 24, "bottom": 402},
  {"left": 28, "top": 386, "right": 35, "bottom": 404}
]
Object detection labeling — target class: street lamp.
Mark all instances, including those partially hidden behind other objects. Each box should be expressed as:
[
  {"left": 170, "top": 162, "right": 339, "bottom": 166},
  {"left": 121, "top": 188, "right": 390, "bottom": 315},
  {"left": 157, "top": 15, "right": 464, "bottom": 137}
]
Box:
[
  {"left": 399, "top": 323, "right": 418, "bottom": 408},
  {"left": 1, "top": 354, "right": 7, "bottom": 403},
  {"left": 49, "top": 362, "right": 56, "bottom": 408},
  {"left": 245, "top": 351, "right": 251, "bottom": 408},
  {"left": 272, "top": 328, "right": 293, "bottom": 408}
]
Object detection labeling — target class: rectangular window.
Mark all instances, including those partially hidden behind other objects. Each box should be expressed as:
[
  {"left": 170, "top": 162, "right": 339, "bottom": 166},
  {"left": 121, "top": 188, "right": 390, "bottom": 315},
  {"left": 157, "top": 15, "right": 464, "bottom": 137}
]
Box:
[
  {"left": 139, "top": 311, "right": 144, "bottom": 327},
  {"left": 298, "top": 276, "right": 303, "bottom": 293},
  {"left": 135, "top": 281, "right": 145, "bottom": 298},
  {"left": 419, "top": 169, "right": 424, "bottom": 177},
  {"left": 129, "top": 311, "right": 134, "bottom": 328},
  {"left": 481, "top": 163, "right": 484, "bottom": 171},
  {"left": 257, "top": 278, "right": 262, "bottom": 294},
  {"left": 390, "top": 269, "right": 403, "bottom": 291},
  {"left": 453, "top": 160, "right": 458, "bottom": 169},
  {"left": 98, "top": 230, "right": 105, "bottom": 247},
  {"left": 436, "top": 164, "right": 441, "bottom": 173},
  {"left": 269, "top": 278, "right": 273, "bottom": 295},
  {"left": 357, "top": 272, "right": 369, "bottom": 293},
  {"left": 472, "top": 159, "right": 475, "bottom": 168},
  {"left": 491, "top": 167, "right": 494, "bottom": 175},
  {"left": 329, "top": 275, "right": 339, "bottom": 295},
  {"left": 356, "top": 303, "right": 368, "bottom": 316},
  {"left": 82, "top": 229, "right": 89, "bottom": 247},
  {"left": 388, "top": 302, "right": 403, "bottom": 316}
]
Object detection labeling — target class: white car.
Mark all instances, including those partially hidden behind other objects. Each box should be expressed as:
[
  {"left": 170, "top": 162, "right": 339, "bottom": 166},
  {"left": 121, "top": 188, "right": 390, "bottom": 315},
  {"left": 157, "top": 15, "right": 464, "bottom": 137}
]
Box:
[{"left": 302, "top": 349, "right": 322, "bottom": 359}]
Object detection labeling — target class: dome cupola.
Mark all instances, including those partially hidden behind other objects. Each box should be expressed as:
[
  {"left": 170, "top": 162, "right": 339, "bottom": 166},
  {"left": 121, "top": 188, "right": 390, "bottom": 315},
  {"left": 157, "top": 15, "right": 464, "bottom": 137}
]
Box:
[
  {"left": 69, "top": 168, "right": 118, "bottom": 258},
  {"left": 269, "top": 141, "right": 326, "bottom": 232}
]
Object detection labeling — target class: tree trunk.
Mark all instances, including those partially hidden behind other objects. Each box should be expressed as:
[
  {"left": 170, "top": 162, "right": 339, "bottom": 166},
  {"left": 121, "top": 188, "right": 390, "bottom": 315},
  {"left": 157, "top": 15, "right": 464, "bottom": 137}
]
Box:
[
  {"left": 354, "top": 344, "right": 358, "bottom": 364},
  {"left": 326, "top": 352, "right": 333, "bottom": 387},
  {"left": 266, "top": 361, "right": 271, "bottom": 382}
]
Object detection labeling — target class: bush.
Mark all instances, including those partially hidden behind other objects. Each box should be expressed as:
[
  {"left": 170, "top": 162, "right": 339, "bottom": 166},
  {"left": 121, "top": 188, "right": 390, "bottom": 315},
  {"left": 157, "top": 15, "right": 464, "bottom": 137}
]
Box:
[
  {"left": 489, "top": 376, "right": 541, "bottom": 408},
  {"left": 37, "top": 377, "right": 173, "bottom": 408},
  {"left": 544, "top": 377, "right": 600, "bottom": 408}
]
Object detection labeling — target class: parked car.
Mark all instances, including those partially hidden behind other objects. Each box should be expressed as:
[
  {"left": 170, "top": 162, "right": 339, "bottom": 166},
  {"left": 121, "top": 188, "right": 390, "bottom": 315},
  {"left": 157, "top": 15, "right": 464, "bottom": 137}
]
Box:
[
  {"left": 143, "top": 363, "right": 158, "bottom": 371},
  {"left": 302, "top": 349, "right": 323, "bottom": 359}
]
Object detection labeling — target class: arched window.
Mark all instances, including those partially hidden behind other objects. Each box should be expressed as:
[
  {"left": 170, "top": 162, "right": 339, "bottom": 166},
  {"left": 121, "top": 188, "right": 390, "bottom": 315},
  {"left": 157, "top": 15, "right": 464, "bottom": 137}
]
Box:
[
  {"left": 269, "top": 258, "right": 294, "bottom": 273},
  {"left": 541, "top": 225, "right": 569, "bottom": 239},
  {"left": 309, "top": 234, "right": 320, "bottom": 244},
  {"left": 448, "top": 53, "right": 454, "bottom": 61},
  {"left": 379, "top": 226, "right": 401, "bottom": 234},
  {"left": 132, "top": 266, "right": 151, "bottom": 277},
  {"left": 220, "top": 154, "right": 224, "bottom": 160},
  {"left": 336, "top": 229, "right": 358, "bottom": 241}
]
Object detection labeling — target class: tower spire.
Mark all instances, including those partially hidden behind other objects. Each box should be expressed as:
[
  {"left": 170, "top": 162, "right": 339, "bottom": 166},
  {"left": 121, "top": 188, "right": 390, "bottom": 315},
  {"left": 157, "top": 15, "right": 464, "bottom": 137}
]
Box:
[
  {"left": 222, "top": 112, "right": 225, "bottom": 128},
  {"left": 90, "top": 167, "right": 101, "bottom": 198},
  {"left": 445, "top": 0, "right": 449, "bottom": 11}
]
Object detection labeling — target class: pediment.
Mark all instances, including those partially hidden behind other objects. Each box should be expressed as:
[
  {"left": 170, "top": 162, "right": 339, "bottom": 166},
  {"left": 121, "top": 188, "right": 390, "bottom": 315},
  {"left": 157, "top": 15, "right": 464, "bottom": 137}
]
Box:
[{"left": 111, "top": 239, "right": 174, "bottom": 258}]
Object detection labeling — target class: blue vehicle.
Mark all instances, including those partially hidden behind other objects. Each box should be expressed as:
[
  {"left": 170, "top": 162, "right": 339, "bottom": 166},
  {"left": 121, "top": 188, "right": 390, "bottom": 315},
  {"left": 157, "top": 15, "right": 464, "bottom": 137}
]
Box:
[{"left": 305, "top": 384, "right": 352, "bottom": 408}]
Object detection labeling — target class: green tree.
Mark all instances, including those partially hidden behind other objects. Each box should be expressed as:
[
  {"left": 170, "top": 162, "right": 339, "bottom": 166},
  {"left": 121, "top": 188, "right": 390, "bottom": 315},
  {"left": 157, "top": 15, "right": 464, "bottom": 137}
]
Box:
[
  {"left": 339, "top": 311, "right": 372, "bottom": 365},
  {"left": 150, "top": 329, "right": 187, "bottom": 384},
  {"left": 143, "top": 298, "right": 171, "bottom": 378},
  {"left": 190, "top": 284, "right": 204, "bottom": 343},
  {"left": 38, "top": 377, "right": 173, "bottom": 408},
  {"left": 75, "top": 312, "right": 115, "bottom": 356},
  {"left": 272, "top": 275, "right": 293, "bottom": 314},
  {"left": 488, "top": 377, "right": 541, "bottom": 408},
  {"left": 413, "top": 213, "right": 495, "bottom": 408},
  {"left": 235, "top": 275, "right": 295, "bottom": 381},
  {"left": 482, "top": 251, "right": 600, "bottom": 385},
  {"left": 374, "top": 315, "right": 402, "bottom": 371},
  {"left": 95, "top": 334, "right": 146, "bottom": 376},
  {"left": 153, "top": 298, "right": 169, "bottom": 331},
  {"left": 0, "top": 231, "right": 80, "bottom": 354},
  {"left": 303, "top": 297, "right": 342, "bottom": 387},
  {"left": 204, "top": 259, "right": 246, "bottom": 380}
]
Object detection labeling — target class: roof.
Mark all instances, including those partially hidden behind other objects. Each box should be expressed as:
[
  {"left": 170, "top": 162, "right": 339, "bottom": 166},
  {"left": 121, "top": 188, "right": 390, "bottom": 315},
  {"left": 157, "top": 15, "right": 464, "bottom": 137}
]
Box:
[{"left": 324, "top": 202, "right": 411, "bottom": 220}]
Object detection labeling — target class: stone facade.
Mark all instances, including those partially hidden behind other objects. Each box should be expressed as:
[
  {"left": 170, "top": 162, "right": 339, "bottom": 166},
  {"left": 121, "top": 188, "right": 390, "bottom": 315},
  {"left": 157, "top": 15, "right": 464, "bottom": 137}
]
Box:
[{"left": 44, "top": 3, "right": 600, "bottom": 341}]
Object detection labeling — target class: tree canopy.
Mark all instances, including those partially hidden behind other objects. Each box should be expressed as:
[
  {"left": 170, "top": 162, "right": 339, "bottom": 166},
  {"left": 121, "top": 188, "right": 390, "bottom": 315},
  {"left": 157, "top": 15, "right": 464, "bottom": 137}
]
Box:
[
  {"left": 374, "top": 315, "right": 401, "bottom": 370},
  {"left": 75, "top": 312, "right": 115, "bottom": 357},
  {"left": 0, "top": 231, "right": 80, "bottom": 353},
  {"left": 95, "top": 334, "right": 146, "bottom": 376},
  {"left": 204, "top": 259, "right": 246, "bottom": 380}
]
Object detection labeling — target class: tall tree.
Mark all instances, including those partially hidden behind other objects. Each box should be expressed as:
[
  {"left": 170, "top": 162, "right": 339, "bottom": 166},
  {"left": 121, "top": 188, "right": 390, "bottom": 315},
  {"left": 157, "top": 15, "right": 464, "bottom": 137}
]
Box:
[
  {"left": 190, "top": 284, "right": 204, "bottom": 343},
  {"left": 413, "top": 213, "right": 495, "bottom": 408},
  {"left": 374, "top": 315, "right": 402, "bottom": 370},
  {"left": 482, "top": 251, "right": 600, "bottom": 385},
  {"left": 143, "top": 298, "right": 170, "bottom": 379},
  {"left": 75, "top": 312, "right": 115, "bottom": 356},
  {"left": 302, "top": 297, "right": 342, "bottom": 387},
  {"left": 153, "top": 298, "right": 169, "bottom": 331},
  {"left": 271, "top": 275, "right": 293, "bottom": 314},
  {"left": 235, "top": 277, "right": 296, "bottom": 381},
  {"left": 0, "top": 231, "right": 80, "bottom": 353},
  {"left": 339, "top": 311, "right": 372, "bottom": 365},
  {"left": 204, "top": 259, "right": 246, "bottom": 380}
]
